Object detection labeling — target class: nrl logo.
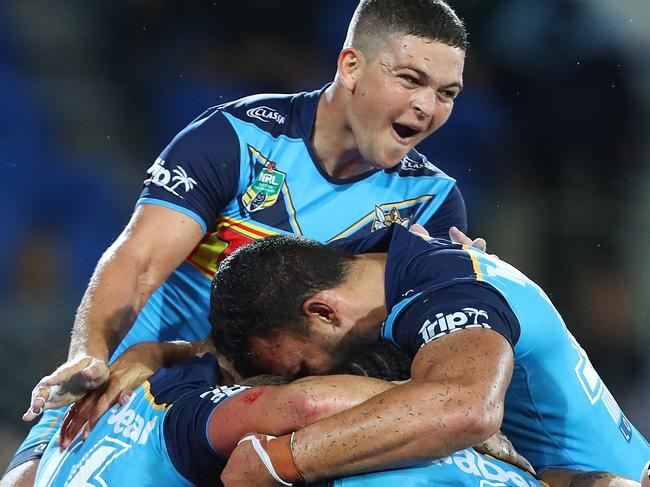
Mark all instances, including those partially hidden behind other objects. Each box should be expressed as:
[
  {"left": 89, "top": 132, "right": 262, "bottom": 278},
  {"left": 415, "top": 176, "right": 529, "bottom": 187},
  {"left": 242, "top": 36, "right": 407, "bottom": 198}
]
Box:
[
  {"left": 246, "top": 106, "right": 286, "bottom": 124},
  {"left": 371, "top": 205, "right": 410, "bottom": 231},
  {"left": 242, "top": 161, "right": 286, "bottom": 213}
]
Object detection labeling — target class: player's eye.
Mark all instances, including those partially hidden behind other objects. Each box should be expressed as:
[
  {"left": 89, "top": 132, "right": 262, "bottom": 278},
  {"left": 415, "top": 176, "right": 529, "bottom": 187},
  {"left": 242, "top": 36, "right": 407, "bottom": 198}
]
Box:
[
  {"left": 400, "top": 74, "right": 420, "bottom": 86},
  {"left": 439, "top": 89, "right": 459, "bottom": 101}
]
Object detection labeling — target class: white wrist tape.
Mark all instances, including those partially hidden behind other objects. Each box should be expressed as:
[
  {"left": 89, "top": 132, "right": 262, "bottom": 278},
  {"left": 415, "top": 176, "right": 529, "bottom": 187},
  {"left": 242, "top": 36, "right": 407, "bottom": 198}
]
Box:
[{"left": 238, "top": 434, "right": 293, "bottom": 486}]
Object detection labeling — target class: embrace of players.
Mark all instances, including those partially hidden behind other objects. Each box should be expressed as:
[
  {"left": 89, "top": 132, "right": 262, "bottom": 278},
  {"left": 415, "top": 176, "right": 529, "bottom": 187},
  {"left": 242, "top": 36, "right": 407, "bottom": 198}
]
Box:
[{"left": 3, "top": 0, "right": 648, "bottom": 486}]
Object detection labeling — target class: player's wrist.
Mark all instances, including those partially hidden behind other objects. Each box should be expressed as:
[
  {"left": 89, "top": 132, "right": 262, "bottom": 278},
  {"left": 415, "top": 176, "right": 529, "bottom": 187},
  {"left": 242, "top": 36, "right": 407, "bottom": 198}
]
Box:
[
  {"left": 239, "top": 433, "right": 306, "bottom": 485},
  {"left": 269, "top": 433, "right": 306, "bottom": 484}
]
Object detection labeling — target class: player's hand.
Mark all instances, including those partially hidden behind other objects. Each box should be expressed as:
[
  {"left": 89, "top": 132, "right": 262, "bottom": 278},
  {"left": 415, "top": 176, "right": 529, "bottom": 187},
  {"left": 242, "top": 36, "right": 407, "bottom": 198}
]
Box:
[
  {"left": 449, "top": 226, "right": 487, "bottom": 252},
  {"left": 642, "top": 460, "right": 650, "bottom": 487},
  {"left": 409, "top": 223, "right": 430, "bottom": 237},
  {"left": 474, "top": 431, "right": 535, "bottom": 476},
  {"left": 23, "top": 356, "right": 109, "bottom": 421},
  {"left": 221, "top": 436, "right": 280, "bottom": 487},
  {"left": 57, "top": 343, "right": 163, "bottom": 448}
]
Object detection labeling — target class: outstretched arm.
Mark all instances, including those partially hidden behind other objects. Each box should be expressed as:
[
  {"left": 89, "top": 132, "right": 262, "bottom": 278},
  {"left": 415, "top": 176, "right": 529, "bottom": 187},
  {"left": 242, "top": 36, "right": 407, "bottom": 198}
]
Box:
[
  {"left": 208, "top": 374, "right": 396, "bottom": 457},
  {"left": 24, "top": 204, "right": 203, "bottom": 419}
]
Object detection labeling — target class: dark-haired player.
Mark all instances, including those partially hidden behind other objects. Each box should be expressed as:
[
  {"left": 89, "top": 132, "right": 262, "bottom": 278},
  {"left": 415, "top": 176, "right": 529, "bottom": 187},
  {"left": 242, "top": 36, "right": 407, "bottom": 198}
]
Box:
[
  {"left": 7, "top": 1, "right": 480, "bottom": 484},
  {"left": 210, "top": 226, "right": 650, "bottom": 486}
]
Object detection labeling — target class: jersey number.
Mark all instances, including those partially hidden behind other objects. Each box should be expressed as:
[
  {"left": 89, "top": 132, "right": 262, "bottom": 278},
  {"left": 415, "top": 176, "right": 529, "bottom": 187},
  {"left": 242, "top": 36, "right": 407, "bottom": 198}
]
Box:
[
  {"left": 36, "top": 436, "right": 131, "bottom": 487},
  {"left": 569, "top": 334, "right": 633, "bottom": 442}
]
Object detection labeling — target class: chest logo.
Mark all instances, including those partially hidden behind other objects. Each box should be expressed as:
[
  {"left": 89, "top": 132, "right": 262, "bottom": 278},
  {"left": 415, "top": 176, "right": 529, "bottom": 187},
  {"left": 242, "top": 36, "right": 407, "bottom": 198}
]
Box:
[
  {"left": 372, "top": 205, "right": 410, "bottom": 231},
  {"left": 243, "top": 161, "right": 286, "bottom": 213}
]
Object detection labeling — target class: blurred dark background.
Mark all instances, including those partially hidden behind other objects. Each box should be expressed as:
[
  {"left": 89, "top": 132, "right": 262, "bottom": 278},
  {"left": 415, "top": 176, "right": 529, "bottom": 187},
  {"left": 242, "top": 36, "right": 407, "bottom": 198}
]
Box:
[{"left": 1, "top": 0, "right": 649, "bottom": 465}]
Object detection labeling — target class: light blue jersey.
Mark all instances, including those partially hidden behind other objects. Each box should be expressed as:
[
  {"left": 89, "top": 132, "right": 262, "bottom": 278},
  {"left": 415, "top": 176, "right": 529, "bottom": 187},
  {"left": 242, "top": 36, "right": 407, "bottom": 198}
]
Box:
[
  {"left": 15, "top": 87, "right": 467, "bottom": 464},
  {"left": 330, "top": 448, "right": 545, "bottom": 487},
  {"left": 34, "top": 355, "right": 247, "bottom": 487},
  {"left": 332, "top": 225, "right": 650, "bottom": 479}
]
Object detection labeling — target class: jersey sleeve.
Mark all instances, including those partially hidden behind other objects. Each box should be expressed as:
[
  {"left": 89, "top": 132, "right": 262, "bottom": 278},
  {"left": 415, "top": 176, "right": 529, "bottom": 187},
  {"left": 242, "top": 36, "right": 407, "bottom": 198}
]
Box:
[
  {"left": 137, "top": 108, "right": 241, "bottom": 234},
  {"left": 421, "top": 185, "right": 467, "bottom": 239},
  {"left": 384, "top": 282, "right": 520, "bottom": 356},
  {"left": 164, "top": 383, "right": 249, "bottom": 486}
]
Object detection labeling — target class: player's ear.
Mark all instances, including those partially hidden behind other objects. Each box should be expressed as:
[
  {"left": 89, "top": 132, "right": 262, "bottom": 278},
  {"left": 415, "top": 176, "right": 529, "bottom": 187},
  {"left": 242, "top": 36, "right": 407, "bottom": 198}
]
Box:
[
  {"left": 337, "top": 47, "right": 363, "bottom": 91},
  {"left": 303, "top": 292, "right": 341, "bottom": 329}
]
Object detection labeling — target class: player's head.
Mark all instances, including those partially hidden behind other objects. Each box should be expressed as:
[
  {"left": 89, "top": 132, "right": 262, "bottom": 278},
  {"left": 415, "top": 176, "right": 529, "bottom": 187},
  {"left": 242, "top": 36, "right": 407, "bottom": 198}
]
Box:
[
  {"left": 334, "top": 341, "right": 412, "bottom": 381},
  {"left": 336, "top": 0, "right": 468, "bottom": 168},
  {"left": 210, "top": 235, "right": 375, "bottom": 377}
]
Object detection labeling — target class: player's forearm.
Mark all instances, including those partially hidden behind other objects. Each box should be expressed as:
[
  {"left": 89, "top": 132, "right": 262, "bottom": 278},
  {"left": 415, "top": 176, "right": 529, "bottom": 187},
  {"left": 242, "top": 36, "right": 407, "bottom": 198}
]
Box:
[
  {"left": 282, "top": 375, "right": 396, "bottom": 427},
  {"left": 68, "top": 243, "right": 160, "bottom": 361},
  {"left": 292, "top": 378, "right": 501, "bottom": 482}
]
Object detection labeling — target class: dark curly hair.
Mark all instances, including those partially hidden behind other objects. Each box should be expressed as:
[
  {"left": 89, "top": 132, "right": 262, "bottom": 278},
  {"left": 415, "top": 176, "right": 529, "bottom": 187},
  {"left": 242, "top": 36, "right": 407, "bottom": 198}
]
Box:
[{"left": 210, "top": 235, "right": 355, "bottom": 376}]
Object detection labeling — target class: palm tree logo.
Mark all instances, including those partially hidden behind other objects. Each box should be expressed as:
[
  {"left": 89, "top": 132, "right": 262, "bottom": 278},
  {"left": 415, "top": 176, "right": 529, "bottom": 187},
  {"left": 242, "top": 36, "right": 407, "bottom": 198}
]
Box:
[
  {"left": 462, "top": 307, "right": 489, "bottom": 325},
  {"left": 169, "top": 166, "right": 198, "bottom": 196}
]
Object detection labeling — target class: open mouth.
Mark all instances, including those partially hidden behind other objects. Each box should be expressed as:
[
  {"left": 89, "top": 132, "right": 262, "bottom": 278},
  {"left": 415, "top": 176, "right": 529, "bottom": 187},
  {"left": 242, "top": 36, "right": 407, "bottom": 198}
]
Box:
[{"left": 392, "top": 123, "right": 419, "bottom": 140}]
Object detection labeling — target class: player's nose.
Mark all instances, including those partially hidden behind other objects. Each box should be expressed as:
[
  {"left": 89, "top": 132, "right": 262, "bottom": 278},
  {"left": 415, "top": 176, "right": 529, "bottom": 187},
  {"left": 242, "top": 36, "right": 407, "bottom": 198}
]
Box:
[{"left": 412, "top": 88, "right": 436, "bottom": 119}]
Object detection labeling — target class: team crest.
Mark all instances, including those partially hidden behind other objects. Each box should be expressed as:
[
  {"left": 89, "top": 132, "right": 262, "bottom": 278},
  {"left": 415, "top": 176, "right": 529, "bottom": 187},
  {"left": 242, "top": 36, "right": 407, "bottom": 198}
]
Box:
[
  {"left": 242, "top": 160, "right": 286, "bottom": 213},
  {"left": 372, "top": 205, "right": 410, "bottom": 231}
]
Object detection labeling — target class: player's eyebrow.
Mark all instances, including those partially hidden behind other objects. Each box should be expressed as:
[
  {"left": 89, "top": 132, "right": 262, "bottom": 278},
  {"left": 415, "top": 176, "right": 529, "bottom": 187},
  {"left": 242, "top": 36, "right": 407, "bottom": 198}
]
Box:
[{"left": 395, "top": 65, "right": 463, "bottom": 91}]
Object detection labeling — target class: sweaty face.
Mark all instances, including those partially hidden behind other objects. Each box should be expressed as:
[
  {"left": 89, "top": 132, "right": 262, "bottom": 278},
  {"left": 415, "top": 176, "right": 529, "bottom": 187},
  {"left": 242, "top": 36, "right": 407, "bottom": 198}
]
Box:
[{"left": 348, "top": 35, "right": 465, "bottom": 169}]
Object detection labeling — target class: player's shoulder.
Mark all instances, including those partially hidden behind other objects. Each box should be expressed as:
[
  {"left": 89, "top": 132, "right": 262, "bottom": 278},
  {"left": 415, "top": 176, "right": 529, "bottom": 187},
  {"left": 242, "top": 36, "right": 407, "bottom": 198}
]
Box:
[
  {"left": 215, "top": 87, "right": 322, "bottom": 140},
  {"left": 386, "top": 149, "right": 456, "bottom": 180},
  {"left": 147, "top": 353, "right": 223, "bottom": 406}
]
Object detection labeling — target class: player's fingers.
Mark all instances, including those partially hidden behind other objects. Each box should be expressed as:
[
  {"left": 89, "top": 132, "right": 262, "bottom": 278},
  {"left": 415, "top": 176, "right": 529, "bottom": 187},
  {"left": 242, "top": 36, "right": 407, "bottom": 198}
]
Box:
[
  {"left": 43, "top": 360, "right": 90, "bottom": 386},
  {"left": 471, "top": 237, "right": 487, "bottom": 252},
  {"left": 60, "top": 395, "right": 97, "bottom": 448},
  {"left": 83, "top": 408, "right": 106, "bottom": 442},
  {"left": 81, "top": 360, "right": 109, "bottom": 388},
  {"left": 22, "top": 396, "right": 46, "bottom": 421},
  {"left": 23, "top": 384, "right": 52, "bottom": 420},
  {"left": 118, "top": 388, "right": 134, "bottom": 406},
  {"left": 59, "top": 401, "right": 85, "bottom": 448},
  {"left": 516, "top": 454, "right": 535, "bottom": 476},
  {"left": 449, "top": 226, "right": 472, "bottom": 245},
  {"left": 409, "top": 224, "right": 430, "bottom": 237}
]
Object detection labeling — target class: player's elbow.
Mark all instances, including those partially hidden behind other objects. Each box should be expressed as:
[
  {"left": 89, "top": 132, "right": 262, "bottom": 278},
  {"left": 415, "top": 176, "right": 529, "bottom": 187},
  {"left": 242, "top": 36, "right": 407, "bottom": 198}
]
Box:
[
  {"left": 463, "top": 399, "right": 503, "bottom": 441},
  {"left": 437, "top": 396, "right": 503, "bottom": 449}
]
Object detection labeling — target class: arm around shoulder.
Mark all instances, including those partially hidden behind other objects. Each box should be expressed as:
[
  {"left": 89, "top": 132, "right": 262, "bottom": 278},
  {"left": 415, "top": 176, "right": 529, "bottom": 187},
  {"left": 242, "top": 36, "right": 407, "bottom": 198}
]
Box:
[{"left": 288, "top": 328, "right": 513, "bottom": 483}]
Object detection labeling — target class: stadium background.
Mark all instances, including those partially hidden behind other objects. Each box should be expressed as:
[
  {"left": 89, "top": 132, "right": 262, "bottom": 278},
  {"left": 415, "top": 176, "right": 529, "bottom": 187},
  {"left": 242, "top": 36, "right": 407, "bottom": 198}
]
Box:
[{"left": 1, "top": 0, "right": 649, "bottom": 467}]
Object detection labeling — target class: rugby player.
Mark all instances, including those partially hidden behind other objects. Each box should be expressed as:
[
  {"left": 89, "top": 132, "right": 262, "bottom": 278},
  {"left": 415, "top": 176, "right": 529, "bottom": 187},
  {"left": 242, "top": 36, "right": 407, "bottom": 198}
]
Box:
[
  {"left": 32, "top": 342, "right": 636, "bottom": 487},
  {"left": 6, "top": 0, "right": 480, "bottom": 484},
  {"left": 210, "top": 225, "right": 650, "bottom": 485}
]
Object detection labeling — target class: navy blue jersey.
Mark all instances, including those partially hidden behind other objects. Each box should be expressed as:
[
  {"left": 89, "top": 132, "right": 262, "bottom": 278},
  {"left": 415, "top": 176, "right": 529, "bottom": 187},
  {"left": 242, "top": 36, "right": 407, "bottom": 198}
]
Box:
[
  {"left": 330, "top": 225, "right": 650, "bottom": 478},
  {"left": 19, "top": 87, "right": 466, "bottom": 460},
  {"left": 34, "top": 354, "right": 248, "bottom": 487}
]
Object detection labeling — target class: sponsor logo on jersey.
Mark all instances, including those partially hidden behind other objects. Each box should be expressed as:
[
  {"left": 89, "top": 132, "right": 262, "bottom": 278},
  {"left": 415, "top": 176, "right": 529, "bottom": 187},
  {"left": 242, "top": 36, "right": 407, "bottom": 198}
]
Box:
[
  {"left": 371, "top": 205, "right": 410, "bottom": 231},
  {"left": 105, "top": 395, "right": 158, "bottom": 445},
  {"left": 144, "top": 158, "right": 197, "bottom": 199},
  {"left": 242, "top": 160, "right": 287, "bottom": 213},
  {"left": 419, "top": 307, "right": 491, "bottom": 345},
  {"left": 246, "top": 106, "right": 286, "bottom": 124},
  {"left": 399, "top": 154, "right": 438, "bottom": 173},
  {"left": 200, "top": 384, "right": 249, "bottom": 404},
  {"left": 433, "top": 449, "right": 539, "bottom": 487}
]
